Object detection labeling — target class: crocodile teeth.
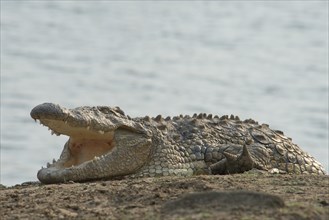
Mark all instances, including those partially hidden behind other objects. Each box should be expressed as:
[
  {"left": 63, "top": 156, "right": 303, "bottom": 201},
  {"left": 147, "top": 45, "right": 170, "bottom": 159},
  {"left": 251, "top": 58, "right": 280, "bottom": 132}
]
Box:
[
  {"left": 98, "top": 130, "right": 105, "bottom": 134},
  {"left": 49, "top": 130, "right": 61, "bottom": 136},
  {"left": 94, "top": 156, "right": 100, "bottom": 160}
]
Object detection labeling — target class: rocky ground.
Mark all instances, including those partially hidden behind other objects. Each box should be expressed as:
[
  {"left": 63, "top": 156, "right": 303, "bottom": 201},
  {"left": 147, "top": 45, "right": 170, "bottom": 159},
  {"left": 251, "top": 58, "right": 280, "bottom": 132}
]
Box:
[{"left": 1, "top": 173, "right": 328, "bottom": 220}]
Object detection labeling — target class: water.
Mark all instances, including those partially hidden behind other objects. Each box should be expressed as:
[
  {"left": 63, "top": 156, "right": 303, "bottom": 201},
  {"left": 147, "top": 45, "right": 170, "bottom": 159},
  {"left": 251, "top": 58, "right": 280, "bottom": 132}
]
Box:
[{"left": 1, "top": 1, "right": 328, "bottom": 186}]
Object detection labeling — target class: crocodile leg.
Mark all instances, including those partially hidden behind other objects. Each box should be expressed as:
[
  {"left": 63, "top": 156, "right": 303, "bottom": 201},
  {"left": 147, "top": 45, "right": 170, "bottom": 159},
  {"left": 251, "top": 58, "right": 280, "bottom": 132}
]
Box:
[{"left": 207, "top": 143, "right": 273, "bottom": 174}]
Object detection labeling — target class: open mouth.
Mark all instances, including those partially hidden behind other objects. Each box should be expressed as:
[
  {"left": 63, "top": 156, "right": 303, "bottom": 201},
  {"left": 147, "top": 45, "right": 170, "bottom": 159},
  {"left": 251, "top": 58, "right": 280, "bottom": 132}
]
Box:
[
  {"left": 35, "top": 118, "right": 116, "bottom": 170},
  {"left": 63, "top": 137, "right": 114, "bottom": 168}
]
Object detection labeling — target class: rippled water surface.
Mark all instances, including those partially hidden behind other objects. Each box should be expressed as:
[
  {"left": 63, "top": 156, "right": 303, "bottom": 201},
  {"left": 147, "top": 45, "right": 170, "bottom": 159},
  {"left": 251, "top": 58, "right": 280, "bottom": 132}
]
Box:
[{"left": 1, "top": 1, "right": 328, "bottom": 186}]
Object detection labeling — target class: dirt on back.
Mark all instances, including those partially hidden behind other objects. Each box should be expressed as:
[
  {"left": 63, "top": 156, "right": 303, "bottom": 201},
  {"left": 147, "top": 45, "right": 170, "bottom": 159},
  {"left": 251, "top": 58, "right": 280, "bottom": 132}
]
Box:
[{"left": 1, "top": 173, "right": 328, "bottom": 220}]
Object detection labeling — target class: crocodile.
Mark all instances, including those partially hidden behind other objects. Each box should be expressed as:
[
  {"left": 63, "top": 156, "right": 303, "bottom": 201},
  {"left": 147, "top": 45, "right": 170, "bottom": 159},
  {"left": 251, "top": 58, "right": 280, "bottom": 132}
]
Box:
[{"left": 31, "top": 103, "right": 326, "bottom": 184}]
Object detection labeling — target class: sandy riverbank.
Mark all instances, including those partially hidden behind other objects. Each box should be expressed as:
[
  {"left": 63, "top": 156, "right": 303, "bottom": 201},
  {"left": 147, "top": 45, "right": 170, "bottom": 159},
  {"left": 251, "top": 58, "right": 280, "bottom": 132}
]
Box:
[{"left": 1, "top": 174, "right": 328, "bottom": 219}]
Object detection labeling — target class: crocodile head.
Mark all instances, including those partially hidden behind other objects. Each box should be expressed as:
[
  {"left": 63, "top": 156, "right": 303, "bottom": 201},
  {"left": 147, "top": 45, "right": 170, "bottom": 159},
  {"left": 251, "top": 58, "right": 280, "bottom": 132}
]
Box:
[{"left": 31, "top": 103, "right": 152, "bottom": 184}]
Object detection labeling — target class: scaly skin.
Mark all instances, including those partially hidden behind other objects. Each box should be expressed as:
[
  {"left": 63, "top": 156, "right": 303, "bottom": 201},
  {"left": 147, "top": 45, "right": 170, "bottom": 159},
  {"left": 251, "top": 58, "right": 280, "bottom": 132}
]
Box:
[{"left": 31, "top": 103, "right": 326, "bottom": 184}]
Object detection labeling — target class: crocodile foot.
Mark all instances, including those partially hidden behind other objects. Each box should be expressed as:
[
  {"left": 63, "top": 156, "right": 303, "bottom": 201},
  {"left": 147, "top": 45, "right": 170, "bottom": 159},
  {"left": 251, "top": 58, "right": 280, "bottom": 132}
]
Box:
[{"left": 210, "top": 145, "right": 255, "bottom": 174}]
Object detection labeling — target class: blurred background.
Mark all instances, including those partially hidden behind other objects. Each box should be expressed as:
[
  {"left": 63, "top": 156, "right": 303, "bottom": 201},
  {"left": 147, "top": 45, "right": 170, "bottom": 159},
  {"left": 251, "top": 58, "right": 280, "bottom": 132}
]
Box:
[{"left": 1, "top": 1, "right": 328, "bottom": 186}]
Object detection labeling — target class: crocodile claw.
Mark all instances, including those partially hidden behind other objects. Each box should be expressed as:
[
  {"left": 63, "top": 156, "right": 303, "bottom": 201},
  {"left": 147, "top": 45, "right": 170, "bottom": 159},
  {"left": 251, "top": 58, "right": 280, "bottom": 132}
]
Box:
[
  {"left": 225, "top": 145, "right": 254, "bottom": 170},
  {"left": 210, "top": 145, "right": 254, "bottom": 174}
]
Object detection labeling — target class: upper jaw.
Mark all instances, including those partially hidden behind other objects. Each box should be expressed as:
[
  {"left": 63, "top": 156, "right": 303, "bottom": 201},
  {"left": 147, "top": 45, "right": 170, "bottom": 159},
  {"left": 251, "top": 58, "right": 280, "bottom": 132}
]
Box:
[
  {"left": 34, "top": 118, "right": 114, "bottom": 138},
  {"left": 31, "top": 103, "right": 70, "bottom": 122},
  {"left": 31, "top": 103, "right": 148, "bottom": 136}
]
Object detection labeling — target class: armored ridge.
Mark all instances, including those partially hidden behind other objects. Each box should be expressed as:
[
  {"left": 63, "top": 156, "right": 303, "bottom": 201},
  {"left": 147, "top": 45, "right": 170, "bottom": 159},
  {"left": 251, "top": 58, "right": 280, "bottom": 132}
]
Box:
[{"left": 30, "top": 103, "right": 326, "bottom": 184}]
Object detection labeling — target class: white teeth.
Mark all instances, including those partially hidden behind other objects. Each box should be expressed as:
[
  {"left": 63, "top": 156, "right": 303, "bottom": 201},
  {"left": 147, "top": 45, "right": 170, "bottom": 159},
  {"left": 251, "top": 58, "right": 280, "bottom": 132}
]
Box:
[
  {"left": 64, "top": 120, "right": 68, "bottom": 124},
  {"left": 87, "top": 126, "right": 90, "bottom": 130},
  {"left": 50, "top": 130, "right": 61, "bottom": 136},
  {"left": 94, "top": 156, "right": 100, "bottom": 160},
  {"left": 98, "top": 130, "right": 105, "bottom": 134}
]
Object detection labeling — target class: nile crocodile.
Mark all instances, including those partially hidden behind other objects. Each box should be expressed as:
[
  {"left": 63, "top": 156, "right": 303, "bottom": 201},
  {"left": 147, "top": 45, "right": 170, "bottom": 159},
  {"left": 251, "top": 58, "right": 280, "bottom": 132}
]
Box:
[{"left": 31, "top": 103, "right": 326, "bottom": 184}]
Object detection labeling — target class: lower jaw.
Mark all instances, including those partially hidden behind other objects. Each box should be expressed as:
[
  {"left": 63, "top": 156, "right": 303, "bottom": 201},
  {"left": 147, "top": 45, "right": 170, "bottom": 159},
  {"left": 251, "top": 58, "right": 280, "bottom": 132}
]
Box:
[{"left": 37, "top": 167, "right": 70, "bottom": 184}]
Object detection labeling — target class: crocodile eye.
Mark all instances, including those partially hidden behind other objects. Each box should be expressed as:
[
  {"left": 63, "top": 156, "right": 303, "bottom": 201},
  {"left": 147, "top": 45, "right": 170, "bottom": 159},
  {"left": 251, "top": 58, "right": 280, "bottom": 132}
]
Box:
[
  {"left": 97, "top": 106, "right": 111, "bottom": 114},
  {"left": 97, "top": 106, "right": 125, "bottom": 116},
  {"left": 112, "top": 106, "right": 125, "bottom": 116}
]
